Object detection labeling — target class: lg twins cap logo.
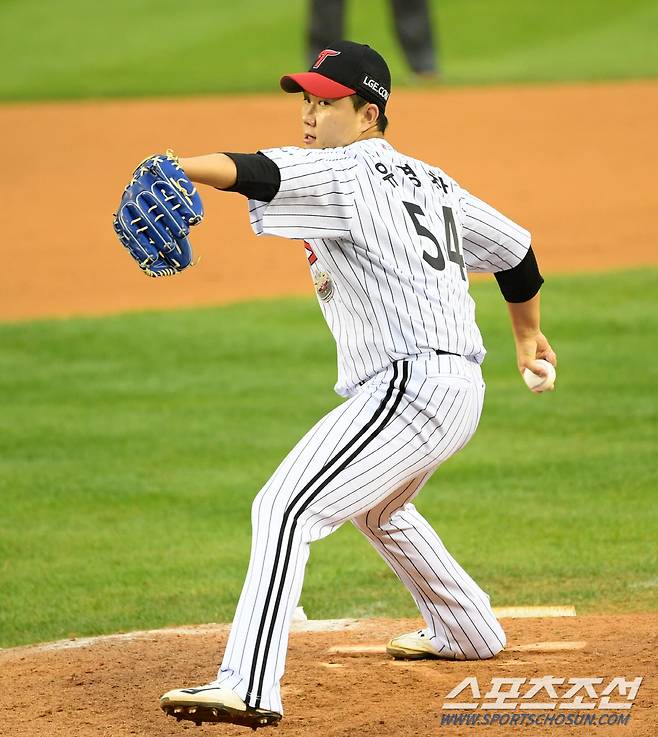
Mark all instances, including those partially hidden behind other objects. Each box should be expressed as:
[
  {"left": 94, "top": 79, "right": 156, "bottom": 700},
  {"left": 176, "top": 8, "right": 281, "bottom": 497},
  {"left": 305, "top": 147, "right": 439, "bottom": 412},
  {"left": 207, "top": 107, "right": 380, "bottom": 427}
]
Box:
[
  {"left": 313, "top": 49, "right": 340, "bottom": 68},
  {"left": 362, "top": 75, "right": 389, "bottom": 101}
]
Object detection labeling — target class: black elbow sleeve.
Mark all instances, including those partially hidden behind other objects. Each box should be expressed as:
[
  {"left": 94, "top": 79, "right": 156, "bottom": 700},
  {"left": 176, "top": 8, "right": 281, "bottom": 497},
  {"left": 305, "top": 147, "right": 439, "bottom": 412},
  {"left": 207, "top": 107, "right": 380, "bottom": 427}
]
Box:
[
  {"left": 494, "top": 246, "right": 544, "bottom": 303},
  {"left": 222, "top": 152, "right": 281, "bottom": 202}
]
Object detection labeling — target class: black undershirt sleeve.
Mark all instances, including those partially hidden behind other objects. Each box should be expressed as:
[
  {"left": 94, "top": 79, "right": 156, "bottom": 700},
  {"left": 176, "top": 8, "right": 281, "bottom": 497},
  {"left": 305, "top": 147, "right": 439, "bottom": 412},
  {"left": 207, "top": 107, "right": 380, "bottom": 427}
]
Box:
[
  {"left": 222, "top": 152, "right": 281, "bottom": 202},
  {"left": 494, "top": 246, "right": 544, "bottom": 303}
]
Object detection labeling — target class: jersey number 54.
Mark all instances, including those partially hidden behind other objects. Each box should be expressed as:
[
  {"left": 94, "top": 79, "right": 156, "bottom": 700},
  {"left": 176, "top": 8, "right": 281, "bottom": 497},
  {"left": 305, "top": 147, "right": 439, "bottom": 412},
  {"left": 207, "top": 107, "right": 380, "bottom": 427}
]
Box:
[{"left": 402, "top": 202, "right": 466, "bottom": 281}]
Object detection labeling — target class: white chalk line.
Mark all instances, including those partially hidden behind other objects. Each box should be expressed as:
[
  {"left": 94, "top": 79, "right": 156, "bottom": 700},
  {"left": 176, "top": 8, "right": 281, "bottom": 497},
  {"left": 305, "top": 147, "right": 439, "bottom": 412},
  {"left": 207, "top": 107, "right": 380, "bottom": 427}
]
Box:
[
  {"left": 0, "top": 605, "right": 575, "bottom": 660},
  {"left": 0, "top": 618, "right": 360, "bottom": 660}
]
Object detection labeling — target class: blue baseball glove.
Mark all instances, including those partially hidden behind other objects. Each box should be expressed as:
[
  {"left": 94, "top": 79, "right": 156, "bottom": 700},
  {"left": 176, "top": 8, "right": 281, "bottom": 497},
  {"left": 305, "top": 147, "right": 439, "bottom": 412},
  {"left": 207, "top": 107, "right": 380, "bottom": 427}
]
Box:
[{"left": 113, "top": 150, "right": 204, "bottom": 277}]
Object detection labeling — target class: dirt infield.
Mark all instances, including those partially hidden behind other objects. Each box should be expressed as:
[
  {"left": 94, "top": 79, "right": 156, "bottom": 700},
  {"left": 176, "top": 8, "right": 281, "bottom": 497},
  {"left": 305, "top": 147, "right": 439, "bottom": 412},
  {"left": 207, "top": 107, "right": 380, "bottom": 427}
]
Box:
[
  {"left": 1, "top": 615, "right": 656, "bottom": 736},
  {"left": 2, "top": 80, "right": 657, "bottom": 321}
]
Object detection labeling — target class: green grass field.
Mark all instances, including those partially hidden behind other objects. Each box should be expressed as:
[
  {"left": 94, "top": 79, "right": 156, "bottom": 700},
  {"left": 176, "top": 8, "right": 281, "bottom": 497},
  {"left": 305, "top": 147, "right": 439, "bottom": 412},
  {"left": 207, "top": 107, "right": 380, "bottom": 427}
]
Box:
[
  {"left": 1, "top": 269, "right": 656, "bottom": 648},
  {"left": 0, "top": 0, "right": 657, "bottom": 101},
  {"left": 1, "top": 0, "right": 656, "bottom": 652}
]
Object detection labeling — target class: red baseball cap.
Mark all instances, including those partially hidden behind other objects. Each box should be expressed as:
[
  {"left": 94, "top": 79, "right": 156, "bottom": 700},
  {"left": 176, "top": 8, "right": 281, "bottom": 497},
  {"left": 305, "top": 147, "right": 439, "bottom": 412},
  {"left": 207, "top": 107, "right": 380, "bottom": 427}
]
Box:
[{"left": 280, "top": 40, "right": 391, "bottom": 111}]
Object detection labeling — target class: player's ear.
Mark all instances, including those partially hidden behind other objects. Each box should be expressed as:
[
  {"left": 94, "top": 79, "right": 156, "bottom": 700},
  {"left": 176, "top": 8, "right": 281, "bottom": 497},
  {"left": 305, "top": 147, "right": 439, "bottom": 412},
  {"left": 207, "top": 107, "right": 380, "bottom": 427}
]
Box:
[{"left": 362, "top": 103, "right": 380, "bottom": 129}]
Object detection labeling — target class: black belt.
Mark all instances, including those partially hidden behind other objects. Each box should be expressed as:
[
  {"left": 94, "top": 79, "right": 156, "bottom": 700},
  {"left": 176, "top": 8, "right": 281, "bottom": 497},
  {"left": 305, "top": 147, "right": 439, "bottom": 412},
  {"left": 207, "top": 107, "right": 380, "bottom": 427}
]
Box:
[{"left": 357, "top": 350, "right": 461, "bottom": 387}]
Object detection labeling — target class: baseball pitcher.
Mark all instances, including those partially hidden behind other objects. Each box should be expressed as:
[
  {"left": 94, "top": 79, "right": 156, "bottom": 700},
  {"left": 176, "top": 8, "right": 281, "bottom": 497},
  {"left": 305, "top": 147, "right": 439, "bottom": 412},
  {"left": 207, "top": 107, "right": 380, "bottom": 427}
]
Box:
[{"left": 113, "top": 40, "right": 557, "bottom": 729}]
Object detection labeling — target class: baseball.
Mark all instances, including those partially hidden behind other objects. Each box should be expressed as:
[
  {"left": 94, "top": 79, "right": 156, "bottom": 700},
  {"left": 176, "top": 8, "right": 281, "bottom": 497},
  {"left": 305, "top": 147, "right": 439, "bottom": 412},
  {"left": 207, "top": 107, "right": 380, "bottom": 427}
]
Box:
[{"left": 523, "top": 359, "right": 556, "bottom": 392}]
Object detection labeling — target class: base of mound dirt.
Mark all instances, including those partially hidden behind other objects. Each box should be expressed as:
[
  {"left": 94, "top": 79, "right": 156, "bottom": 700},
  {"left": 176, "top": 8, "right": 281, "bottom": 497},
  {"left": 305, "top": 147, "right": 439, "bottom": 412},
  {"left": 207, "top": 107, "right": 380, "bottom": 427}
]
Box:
[{"left": 1, "top": 614, "right": 655, "bottom": 736}]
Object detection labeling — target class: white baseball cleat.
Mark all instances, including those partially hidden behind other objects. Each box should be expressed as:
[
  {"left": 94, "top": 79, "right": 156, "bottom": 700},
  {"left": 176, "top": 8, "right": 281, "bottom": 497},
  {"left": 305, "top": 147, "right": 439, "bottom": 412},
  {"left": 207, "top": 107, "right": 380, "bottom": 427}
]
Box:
[
  {"left": 386, "top": 628, "right": 446, "bottom": 660},
  {"left": 160, "top": 683, "right": 282, "bottom": 729}
]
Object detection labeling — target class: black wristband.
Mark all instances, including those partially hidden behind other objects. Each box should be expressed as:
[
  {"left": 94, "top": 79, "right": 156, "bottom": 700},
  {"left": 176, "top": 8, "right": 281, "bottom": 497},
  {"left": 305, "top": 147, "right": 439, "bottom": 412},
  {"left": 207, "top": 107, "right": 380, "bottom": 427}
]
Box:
[
  {"left": 222, "top": 152, "right": 281, "bottom": 202},
  {"left": 494, "top": 246, "right": 544, "bottom": 303}
]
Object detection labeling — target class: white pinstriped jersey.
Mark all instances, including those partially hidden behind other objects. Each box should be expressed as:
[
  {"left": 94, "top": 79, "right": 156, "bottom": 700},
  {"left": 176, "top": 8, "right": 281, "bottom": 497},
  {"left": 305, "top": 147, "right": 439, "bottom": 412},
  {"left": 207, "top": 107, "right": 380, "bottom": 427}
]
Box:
[{"left": 248, "top": 138, "right": 531, "bottom": 397}]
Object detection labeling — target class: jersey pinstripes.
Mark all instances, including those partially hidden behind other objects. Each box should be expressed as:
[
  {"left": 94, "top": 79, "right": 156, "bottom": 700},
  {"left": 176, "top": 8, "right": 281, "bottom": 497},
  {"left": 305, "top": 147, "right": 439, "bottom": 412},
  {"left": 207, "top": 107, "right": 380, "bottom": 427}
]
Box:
[
  {"left": 460, "top": 194, "right": 532, "bottom": 272},
  {"left": 249, "top": 139, "right": 531, "bottom": 397}
]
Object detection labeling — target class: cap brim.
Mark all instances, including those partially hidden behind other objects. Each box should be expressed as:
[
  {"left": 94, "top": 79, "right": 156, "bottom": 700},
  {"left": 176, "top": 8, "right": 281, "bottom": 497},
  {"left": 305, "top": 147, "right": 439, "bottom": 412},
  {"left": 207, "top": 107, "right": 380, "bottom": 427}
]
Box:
[{"left": 280, "top": 72, "right": 355, "bottom": 99}]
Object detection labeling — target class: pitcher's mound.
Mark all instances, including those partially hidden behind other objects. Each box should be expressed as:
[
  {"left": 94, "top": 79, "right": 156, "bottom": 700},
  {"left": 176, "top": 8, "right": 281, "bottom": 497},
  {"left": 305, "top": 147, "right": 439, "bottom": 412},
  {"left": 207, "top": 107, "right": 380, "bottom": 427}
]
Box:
[{"left": 0, "top": 614, "right": 656, "bottom": 736}]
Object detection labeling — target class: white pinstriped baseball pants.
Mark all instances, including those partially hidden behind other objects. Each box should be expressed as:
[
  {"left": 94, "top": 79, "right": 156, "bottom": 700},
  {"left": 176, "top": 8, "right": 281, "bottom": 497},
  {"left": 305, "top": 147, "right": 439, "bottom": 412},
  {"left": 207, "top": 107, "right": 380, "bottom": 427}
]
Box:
[{"left": 215, "top": 353, "right": 506, "bottom": 713}]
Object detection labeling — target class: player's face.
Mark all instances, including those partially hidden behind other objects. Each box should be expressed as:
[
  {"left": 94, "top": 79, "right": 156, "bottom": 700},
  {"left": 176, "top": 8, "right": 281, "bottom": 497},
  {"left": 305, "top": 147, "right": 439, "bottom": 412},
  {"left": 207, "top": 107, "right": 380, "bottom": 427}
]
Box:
[{"left": 301, "top": 92, "right": 377, "bottom": 149}]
